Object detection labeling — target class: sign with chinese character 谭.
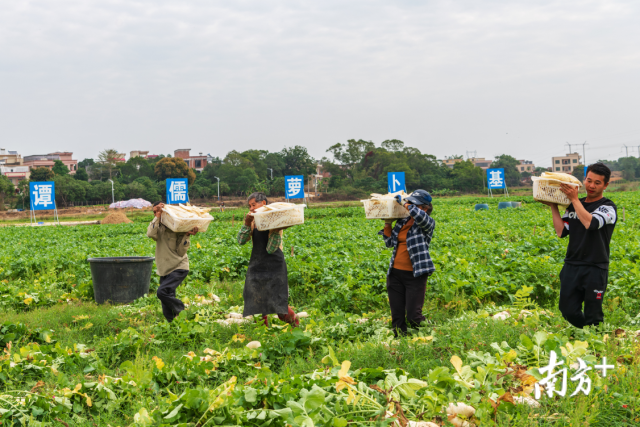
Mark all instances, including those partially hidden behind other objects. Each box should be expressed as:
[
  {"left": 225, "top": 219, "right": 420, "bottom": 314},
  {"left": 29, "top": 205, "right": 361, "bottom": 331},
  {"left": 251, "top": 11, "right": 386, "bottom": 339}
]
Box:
[
  {"left": 30, "top": 181, "right": 55, "bottom": 211},
  {"left": 387, "top": 172, "right": 406, "bottom": 193},
  {"left": 487, "top": 168, "right": 506, "bottom": 189},
  {"left": 166, "top": 178, "right": 189, "bottom": 204},
  {"left": 284, "top": 175, "right": 304, "bottom": 199}
]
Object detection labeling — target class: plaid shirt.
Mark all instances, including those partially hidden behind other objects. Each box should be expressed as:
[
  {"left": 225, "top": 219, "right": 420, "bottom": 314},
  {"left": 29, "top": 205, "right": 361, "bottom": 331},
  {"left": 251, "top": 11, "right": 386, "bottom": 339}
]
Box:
[
  {"left": 378, "top": 204, "right": 436, "bottom": 277},
  {"left": 237, "top": 224, "right": 283, "bottom": 254}
]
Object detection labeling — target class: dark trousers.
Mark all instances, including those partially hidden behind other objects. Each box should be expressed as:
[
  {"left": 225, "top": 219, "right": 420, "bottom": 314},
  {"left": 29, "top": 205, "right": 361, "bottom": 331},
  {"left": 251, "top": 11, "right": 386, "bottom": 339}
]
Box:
[
  {"left": 387, "top": 268, "right": 428, "bottom": 336},
  {"left": 559, "top": 264, "right": 608, "bottom": 328},
  {"left": 157, "top": 269, "right": 188, "bottom": 322}
]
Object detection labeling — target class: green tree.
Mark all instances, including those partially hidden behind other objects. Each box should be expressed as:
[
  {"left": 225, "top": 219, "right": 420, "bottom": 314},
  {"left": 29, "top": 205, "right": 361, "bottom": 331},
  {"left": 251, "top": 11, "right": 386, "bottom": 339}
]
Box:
[
  {"left": 29, "top": 167, "right": 54, "bottom": 182},
  {"left": 17, "top": 179, "right": 29, "bottom": 209},
  {"left": 534, "top": 167, "right": 548, "bottom": 176},
  {"left": 52, "top": 160, "right": 69, "bottom": 175},
  {"left": 88, "top": 181, "right": 124, "bottom": 203},
  {"left": 97, "top": 149, "right": 124, "bottom": 179},
  {"left": 618, "top": 157, "right": 638, "bottom": 181},
  {"left": 154, "top": 157, "right": 196, "bottom": 184},
  {"left": 280, "top": 146, "right": 316, "bottom": 177},
  {"left": 326, "top": 139, "right": 375, "bottom": 170},
  {"left": 78, "top": 158, "right": 95, "bottom": 169},
  {"left": 381, "top": 139, "right": 405, "bottom": 152},
  {"left": 120, "top": 156, "right": 155, "bottom": 183},
  {"left": 54, "top": 175, "right": 91, "bottom": 207},
  {"left": 451, "top": 160, "right": 484, "bottom": 192},
  {"left": 74, "top": 168, "right": 89, "bottom": 181},
  {"left": 133, "top": 177, "right": 161, "bottom": 202},
  {"left": 0, "top": 175, "right": 14, "bottom": 211},
  {"left": 571, "top": 165, "right": 585, "bottom": 181},
  {"left": 491, "top": 155, "right": 521, "bottom": 187}
]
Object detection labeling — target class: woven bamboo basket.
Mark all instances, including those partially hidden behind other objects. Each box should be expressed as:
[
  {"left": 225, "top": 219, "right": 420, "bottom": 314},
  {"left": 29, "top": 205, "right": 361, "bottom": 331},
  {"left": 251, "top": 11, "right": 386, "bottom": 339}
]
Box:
[
  {"left": 361, "top": 199, "right": 410, "bottom": 219},
  {"left": 161, "top": 209, "right": 214, "bottom": 233},
  {"left": 253, "top": 204, "right": 306, "bottom": 231},
  {"left": 532, "top": 178, "right": 580, "bottom": 207}
]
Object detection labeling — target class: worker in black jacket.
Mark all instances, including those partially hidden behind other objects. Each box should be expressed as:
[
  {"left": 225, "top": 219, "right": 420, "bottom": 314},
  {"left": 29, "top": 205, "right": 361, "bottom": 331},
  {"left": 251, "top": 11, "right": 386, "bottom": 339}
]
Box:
[{"left": 542, "top": 162, "right": 617, "bottom": 328}]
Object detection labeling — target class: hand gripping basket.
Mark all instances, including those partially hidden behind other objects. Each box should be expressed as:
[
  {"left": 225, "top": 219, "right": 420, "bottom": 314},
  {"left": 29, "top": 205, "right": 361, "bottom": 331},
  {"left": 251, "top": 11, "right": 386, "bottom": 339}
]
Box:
[
  {"left": 161, "top": 205, "right": 214, "bottom": 233},
  {"left": 532, "top": 177, "right": 580, "bottom": 207},
  {"left": 361, "top": 199, "right": 410, "bottom": 220},
  {"left": 252, "top": 203, "right": 306, "bottom": 231}
]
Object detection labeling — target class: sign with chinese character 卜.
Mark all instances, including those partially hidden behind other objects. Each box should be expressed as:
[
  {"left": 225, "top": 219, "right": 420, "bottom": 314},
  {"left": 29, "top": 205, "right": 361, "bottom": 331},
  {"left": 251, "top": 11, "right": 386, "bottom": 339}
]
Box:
[
  {"left": 285, "top": 175, "right": 304, "bottom": 199},
  {"left": 487, "top": 168, "right": 506, "bottom": 189},
  {"left": 387, "top": 172, "right": 406, "bottom": 193},
  {"left": 166, "top": 178, "right": 189, "bottom": 204},
  {"left": 30, "top": 181, "right": 55, "bottom": 211}
]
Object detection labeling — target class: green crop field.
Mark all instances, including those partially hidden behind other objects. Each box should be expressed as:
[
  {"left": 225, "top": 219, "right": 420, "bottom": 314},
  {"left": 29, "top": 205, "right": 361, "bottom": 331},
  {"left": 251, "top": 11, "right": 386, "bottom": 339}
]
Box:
[{"left": 1, "top": 194, "right": 639, "bottom": 426}]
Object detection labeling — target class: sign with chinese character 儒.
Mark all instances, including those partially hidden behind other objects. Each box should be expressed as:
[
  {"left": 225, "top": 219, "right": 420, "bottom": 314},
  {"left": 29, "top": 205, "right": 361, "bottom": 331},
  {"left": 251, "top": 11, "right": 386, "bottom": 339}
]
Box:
[
  {"left": 166, "top": 178, "right": 189, "bottom": 204},
  {"left": 285, "top": 175, "right": 304, "bottom": 199},
  {"left": 30, "top": 181, "right": 55, "bottom": 211},
  {"left": 387, "top": 172, "right": 406, "bottom": 193},
  {"left": 487, "top": 168, "right": 506, "bottom": 189}
]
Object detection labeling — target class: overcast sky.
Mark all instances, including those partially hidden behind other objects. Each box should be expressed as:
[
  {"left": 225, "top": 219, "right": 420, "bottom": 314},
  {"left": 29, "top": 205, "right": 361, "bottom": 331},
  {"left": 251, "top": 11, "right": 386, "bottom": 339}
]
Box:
[{"left": 1, "top": 0, "right": 639, "bottom": 167}]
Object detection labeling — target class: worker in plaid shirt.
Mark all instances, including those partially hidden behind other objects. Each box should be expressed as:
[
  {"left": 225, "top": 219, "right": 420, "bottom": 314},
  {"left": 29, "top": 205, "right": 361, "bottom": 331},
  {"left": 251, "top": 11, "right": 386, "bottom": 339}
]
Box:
[
  {"left": 237, "top": 192, "right": 298, "bottom": 327},
  {"left": 379, "top": 189, "right": 436, "bottom": 336}
]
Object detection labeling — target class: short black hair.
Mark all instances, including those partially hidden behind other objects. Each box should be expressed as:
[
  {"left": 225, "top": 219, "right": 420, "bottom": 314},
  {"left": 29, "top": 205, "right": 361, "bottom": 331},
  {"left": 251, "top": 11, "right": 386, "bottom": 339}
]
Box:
[
  {"left": 586, "top": 162, "right": 611, "bottom": 184},
  {"left": 153, "top": 201, "right": 163, "bottom": 207},
  {"left": 247, "top": 192, "right": 268, "bottom": 204}
]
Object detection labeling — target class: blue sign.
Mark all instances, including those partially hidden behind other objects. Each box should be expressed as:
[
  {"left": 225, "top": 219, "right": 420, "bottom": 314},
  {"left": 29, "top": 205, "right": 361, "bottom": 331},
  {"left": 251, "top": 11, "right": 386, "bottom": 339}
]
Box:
[
  {"left": 166, "top": 178, "right": 189, "bottom": 204},
  {"left": 387, "top": 172, "right": 406, "bottom": 193},
  {"left": 30, "top": 181, "right": 55, "bottom": 211},
  {"left": 285, "top": 175, "right": 304, "bottom": 199},
  {"left": 487, "top": 168, "right": 506, "bottom": 189}
]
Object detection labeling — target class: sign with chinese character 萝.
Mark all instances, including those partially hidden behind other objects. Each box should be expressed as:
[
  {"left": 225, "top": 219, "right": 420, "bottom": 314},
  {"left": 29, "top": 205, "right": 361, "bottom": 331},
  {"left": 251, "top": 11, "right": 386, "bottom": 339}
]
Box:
[
  {"left": 487, "top": 168, "right": 506, "bottom": 189},
  {"left": 387, "top": 172, "right": 406, "bottom": 193},
  {"left": 166, "top": 178, "right": 189, "bottom": 204},
  {"left": 30, "top": 181, "right": 55, "bottom": 211},
  {"left": 285, "top": 175, "right": 304, "bottom": 199}
]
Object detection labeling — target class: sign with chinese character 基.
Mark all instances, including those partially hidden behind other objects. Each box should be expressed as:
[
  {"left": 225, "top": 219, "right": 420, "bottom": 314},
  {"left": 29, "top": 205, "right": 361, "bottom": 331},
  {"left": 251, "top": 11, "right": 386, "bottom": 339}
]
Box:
[
  {"left": 166, "top": 178, "right": 189, "bottom": 204},
  {"left": 30, "top": 181, "right": 55, "bottom": 211},
  {"left": 387, "top": 172, "right": 406, "bottom": 193},
  {"left": 284, "top": 175, "right": 304, "bottom": 199},
  {"left": 487, "top": 168, "right": 506, "bottom": 189}
]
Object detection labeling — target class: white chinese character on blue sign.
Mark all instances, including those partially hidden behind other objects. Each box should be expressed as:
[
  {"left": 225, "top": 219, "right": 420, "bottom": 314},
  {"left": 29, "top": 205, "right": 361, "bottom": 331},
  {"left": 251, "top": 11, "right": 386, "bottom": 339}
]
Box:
[
  {"left": 487, "top": 168, "right": 506, "bottom": 189},
  {"left": 387, "top": 172, "right": 406, "bottom": 193},
  {"left": 166, "top": 178, "right": 189, "bottom": 204},
  {"left": 285, "top": 175, "right": 304, "bottom": 199},
  {"left": 30, "top": 181, "right": 55, "bottom": 211}
]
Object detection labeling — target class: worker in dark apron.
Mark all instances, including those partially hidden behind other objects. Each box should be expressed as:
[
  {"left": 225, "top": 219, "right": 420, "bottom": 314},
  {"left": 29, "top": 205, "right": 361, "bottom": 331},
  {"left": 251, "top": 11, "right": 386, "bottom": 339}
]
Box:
[{"left": 237, "top": 192, "right": 298, "bottom": 326}]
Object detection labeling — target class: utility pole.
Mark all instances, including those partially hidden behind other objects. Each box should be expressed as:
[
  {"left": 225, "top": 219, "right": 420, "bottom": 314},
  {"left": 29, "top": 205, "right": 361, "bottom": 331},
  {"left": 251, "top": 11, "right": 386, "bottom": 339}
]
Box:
[
  {"left": 267, "top": 168, "right": 273, "bottom": 179},
  {"left": 623, "top": 144, "right": 629, "bottom": 157},
  {"left": 565, "top": 142, "right": 573, "bottom": 153},
  {"left": 213, "top": 176, "right": 220, "bottom": 201},
  {"left": 581, "top": 141, "right": 588, "bottom": 166},
  {"left": 107, "top": 179, "right": 115, "bottom": 204}
]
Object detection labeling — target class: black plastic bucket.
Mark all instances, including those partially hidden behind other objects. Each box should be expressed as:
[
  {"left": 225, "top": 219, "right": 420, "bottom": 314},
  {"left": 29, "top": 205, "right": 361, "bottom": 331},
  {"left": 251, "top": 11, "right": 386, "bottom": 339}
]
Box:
[{"left": 87, "top": 257, "right": 155, "bottom": 304}]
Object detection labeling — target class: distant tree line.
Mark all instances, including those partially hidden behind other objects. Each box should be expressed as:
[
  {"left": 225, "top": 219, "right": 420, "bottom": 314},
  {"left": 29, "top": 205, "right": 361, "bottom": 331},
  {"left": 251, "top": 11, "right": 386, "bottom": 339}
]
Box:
[{"left": 1, "top": 140, "right": 638, "bottom": 210}]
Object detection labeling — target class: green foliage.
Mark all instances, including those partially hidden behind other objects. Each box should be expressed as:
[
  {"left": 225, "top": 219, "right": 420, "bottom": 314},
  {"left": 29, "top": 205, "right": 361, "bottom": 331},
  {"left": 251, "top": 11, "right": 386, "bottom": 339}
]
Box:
[
  {"left": 491, "top": 154, "right": 521, "bottom": 187},
  {"left": 1, "top": 196, "right": 640, "bottom": 425},
  {"left": 52, "top": 160, "right": 70, "bottom": 175},
  {"left": 154, "top": 157, "right": 196, "bottom": 184},
  {"left": 74, "top": 168, "right": 89, "bottom": 181},
  {"left": 30, "top": 166, "right": 55, "bottom": 182}
]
